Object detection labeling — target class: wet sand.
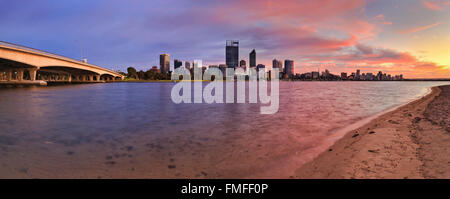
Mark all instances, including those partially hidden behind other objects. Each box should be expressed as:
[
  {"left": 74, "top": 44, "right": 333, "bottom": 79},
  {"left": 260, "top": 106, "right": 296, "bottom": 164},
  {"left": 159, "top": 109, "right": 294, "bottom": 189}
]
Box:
[{"left": 295, "top": 85, "right": 450, "bottom": 179}]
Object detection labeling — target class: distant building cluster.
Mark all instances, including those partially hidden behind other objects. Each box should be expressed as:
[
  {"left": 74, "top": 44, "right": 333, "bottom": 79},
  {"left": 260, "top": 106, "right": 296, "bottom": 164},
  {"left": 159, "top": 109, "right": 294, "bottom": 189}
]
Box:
[
  {"left": 293, "top": 69, "right": 403, "bottom": 81},
  {"left": 132, "top": 40, "right": 405, "bottom": 81}
]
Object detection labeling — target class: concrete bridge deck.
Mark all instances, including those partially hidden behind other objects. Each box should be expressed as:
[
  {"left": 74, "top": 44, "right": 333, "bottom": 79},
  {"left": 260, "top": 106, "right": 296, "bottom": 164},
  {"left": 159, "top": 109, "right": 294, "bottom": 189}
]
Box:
[{"left": 0, "top": 41, "right": 123, "bottom": 86}]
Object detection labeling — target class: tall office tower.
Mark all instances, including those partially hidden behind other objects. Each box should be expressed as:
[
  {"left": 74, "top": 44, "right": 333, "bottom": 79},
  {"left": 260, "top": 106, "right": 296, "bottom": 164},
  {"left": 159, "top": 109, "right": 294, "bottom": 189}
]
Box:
[
  {"left": 193, "top": 60, "right": 202, "bottom": 69},
  {"left": 174, "top": 59, "right": 182, "bottom": 69},
  {"left": 185, "top": 61, "right": 191, "bottom": 70},
  {"left": 249, "top": 49, "right": 256, "bottom": 68},
  {"left": 256, "top": 64, "right": 266, "bottom": 71},
  {"left": 356, "top": 69, "right": 361, "bottom": 80},
  {"left": 160, "top": 54, "right": 170, "bottom": 74},
  {"left": 219, "top": 64, "right": 227, "bottom": 75},
  {"left": 226, "top": 40, "right": 239, "bottom": 68},
  {"left": 284, "top": 60, "right": 294, "bottom": 77},
  {"left": 272, "top": 59, "right": 282, "bottom": 71}
]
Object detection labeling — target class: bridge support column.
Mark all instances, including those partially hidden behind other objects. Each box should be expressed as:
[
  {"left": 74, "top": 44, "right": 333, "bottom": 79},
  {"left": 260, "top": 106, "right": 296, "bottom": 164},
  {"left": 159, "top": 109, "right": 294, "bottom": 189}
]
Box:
[
  {"left": 89, "top": 75, "right": 93, "bottom": 82},
  {"left": 68, "top": 75, "right": 72, "bottom": 82},
  {"left": 29, "top": 69, "right": 37, "bottom": 81},
  {"left": 17, "top": 69, "right": 24, "bottom": 81},
  {"left": 6, "top": 70, "right": 12, "bottom": 81},
  {"left": 96, "top": 75, "right": 101, "bottom": 82}
]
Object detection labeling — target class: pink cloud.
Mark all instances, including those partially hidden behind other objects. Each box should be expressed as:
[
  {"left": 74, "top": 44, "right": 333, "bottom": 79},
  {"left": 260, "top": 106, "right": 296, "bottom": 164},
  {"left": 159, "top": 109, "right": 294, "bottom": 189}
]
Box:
[
  {"left": 192, "top": 0, "right": 448, "bottom": 78},
  {"left": 422, "top": 0, "right": 450, "bottom": 11},
  {"left": 398, "top": 22, "right": 441, "bottom": 34},
  {"left": 374, "top": 14, "right": 392, "bottom": 25},
  {"left": 209, "top": 0, "right": 374, "bottom": 52}
]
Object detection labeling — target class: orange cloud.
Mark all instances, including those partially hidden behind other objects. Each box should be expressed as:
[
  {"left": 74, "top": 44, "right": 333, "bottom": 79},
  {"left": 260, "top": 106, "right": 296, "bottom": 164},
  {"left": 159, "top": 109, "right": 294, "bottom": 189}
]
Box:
[{"left": 300, "top": 44, "right": 449, "bottom": 78}]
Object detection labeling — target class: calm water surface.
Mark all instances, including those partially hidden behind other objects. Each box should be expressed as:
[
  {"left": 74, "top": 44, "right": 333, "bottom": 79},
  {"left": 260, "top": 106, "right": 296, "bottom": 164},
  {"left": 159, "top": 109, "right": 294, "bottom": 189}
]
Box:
[{"left": 0, "top": 81, "right": 448, "bottom": 178}]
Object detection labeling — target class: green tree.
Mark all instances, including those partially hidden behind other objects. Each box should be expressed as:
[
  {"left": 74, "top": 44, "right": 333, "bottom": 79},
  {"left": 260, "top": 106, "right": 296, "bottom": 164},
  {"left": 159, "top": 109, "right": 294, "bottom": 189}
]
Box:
[
  {"left": 127, "top": 67, "right": 137, "bottom": 79},
  {"left": 137, "top": 70, "right": 145, "bottom": 80}
]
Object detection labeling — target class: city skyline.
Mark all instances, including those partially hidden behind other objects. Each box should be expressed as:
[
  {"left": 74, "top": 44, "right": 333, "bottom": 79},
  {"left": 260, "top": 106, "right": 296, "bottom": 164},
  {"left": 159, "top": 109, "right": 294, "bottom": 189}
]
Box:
[{"left": 1, "top": 0, "right": 449, "bottom": 78}]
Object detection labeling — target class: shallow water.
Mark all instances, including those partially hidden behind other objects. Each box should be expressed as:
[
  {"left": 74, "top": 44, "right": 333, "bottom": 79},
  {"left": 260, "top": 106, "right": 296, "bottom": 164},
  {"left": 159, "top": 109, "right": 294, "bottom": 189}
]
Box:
[{"left": 0, "top": 81, "right": 448, "bottom": 178}]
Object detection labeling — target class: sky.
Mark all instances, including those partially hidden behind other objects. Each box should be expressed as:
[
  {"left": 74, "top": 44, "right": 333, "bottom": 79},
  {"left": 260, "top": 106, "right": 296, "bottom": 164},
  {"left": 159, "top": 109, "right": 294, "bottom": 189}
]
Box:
[{"left": 1, "top": 0, "right": 449, "bottom": 78}]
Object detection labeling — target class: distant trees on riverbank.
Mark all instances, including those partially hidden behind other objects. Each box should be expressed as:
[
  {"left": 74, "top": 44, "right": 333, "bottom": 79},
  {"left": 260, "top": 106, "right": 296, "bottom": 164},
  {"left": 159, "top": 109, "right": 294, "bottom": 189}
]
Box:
[{"left": 124, "top": 67, "right": 169, "bottom": 80}]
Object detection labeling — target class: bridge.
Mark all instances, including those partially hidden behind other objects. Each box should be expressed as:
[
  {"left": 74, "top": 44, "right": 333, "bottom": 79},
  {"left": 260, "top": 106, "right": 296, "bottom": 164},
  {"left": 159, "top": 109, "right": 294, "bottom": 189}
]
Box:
[{"left": 0, "top": 41, "right": 123, "bottom": 86}]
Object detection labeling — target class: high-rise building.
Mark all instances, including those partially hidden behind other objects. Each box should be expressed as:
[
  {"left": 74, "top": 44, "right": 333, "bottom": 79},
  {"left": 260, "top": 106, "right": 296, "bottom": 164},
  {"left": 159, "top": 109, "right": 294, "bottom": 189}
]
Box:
[
  {"left": 284, "top": 60, "right": 294, "bottom": 77},
  {"left": 185, "top": 61, "right": 191, "bottom": 70},
  {"left": 257, "top": 64, "right": 265, "bottom": 71},
  {"left": 356, "top": 69, "right": 361, "bottom": 80},
  {"left": 226, "top": 40, "right": 239, "bottom": 68},
  {"left": 160, "top": 54, "right": 170, "bottom": 74},
  {"left": 272, "top": 59, "right": 282, "bottom": 71},
  {"left": 256, "top": 64, "right": 266, "bottom": 79},
  {"left": 193, "top": 60, "right": 202, "bottom": 69},
  {"left": 377, "top": 71, "right": 382, "bottom": 80},
  {"left": 219, "top": 64, "right": 227, "bottom": 75},
  {"left": 249, "top": 49, "right": 256, "bottom": 68},
  {"left": 174, "top": 59, "right": 182, "bottom": 69}
]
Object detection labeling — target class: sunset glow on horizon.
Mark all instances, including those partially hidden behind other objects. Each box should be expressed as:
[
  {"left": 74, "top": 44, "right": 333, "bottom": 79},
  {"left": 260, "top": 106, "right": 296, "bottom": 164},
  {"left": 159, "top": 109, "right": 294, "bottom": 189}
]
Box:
[{"left": 1, "top": 0, "right": 449, "bottom": 78}]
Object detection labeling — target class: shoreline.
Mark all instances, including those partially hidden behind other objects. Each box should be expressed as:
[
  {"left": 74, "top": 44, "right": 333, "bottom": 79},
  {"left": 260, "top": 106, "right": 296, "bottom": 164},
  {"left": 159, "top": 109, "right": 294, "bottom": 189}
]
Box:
[{"left": 295, "top": 85, "right": 450, "bottom": 179}]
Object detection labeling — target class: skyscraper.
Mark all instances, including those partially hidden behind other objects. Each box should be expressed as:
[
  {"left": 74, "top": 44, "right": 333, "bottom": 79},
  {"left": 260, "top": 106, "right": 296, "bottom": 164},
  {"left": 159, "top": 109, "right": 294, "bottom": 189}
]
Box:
[
  {"left": 160, "top": 54, "right": 170, "bottom": 74},
  {"left": 226, "top": 40, "right": 239, "bottom": 68},
  {"left": 193, "top": 60, "right": 202, "bottom": 69},
  {"left": 174, "top": 59, "right": 182, "bottom": 69},
  {"left": 256, "top": 64, "right": 265, "bottom": 71},
  {"left": 284, "top": 60, "right": 294, "bottom": 77},
  {"left": 185, "top": 61, "right": 191, "bottom": 70},
  {"left": 272, "top": 59, "right": 282, "bottom": 71},
  {"left": 249, "top": 49, "right": 256, "bottom": 68}
]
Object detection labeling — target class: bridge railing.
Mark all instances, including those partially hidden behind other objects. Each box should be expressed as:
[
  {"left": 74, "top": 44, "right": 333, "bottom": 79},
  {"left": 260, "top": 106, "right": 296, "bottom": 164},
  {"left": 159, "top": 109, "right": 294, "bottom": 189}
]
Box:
[
  {"left": 0, "top": 41, "right": 78, "bottom": 62},
  {"left": 0, "top": 41, "right": 122, "bottom": 77}
]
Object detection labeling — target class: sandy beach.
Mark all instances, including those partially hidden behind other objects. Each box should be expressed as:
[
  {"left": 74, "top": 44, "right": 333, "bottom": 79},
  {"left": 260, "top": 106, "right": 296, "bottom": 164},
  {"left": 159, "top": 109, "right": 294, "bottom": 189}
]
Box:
[{"left": 296, "top": 85, "right": 450, "bottom": 179}]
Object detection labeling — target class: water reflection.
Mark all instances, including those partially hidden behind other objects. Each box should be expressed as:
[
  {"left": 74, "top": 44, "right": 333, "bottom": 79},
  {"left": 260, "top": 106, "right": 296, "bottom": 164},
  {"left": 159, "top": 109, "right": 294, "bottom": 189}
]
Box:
[{"left": 0, "top": 81, "right": 448, "bottom": 178}]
